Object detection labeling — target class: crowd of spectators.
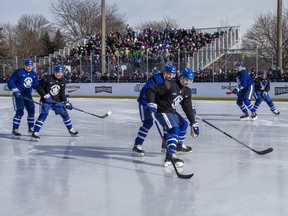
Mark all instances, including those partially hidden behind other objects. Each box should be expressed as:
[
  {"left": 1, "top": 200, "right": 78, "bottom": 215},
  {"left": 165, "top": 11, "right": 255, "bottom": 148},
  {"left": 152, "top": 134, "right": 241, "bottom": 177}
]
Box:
[
  {"left": 47, "top": 25, "right": 286, "bottom": 83},
  {"left": 46, "top": 25, "right": 225, "bottom": 82},
  {"left": 1, "top": 26, "right": 287, "bottom": 83},
  {"left": 0, "top": 74, "right": 9, "bottom": 83},
  {"left": 72, "top": 25, "right": 222, "bottom": 63}
]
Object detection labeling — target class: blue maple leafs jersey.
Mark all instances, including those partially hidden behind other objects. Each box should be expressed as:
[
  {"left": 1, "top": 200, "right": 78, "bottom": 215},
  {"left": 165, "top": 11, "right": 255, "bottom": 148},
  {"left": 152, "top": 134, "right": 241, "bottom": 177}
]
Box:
[
  {"left": 8, "top": 68, "right": 39, "bottom": 96},
  {"left": 137, "top": 73, "right": 165, "bottom": 105},
  {"left": 235, "top": 69, "right": 253, "bottom": 89}
]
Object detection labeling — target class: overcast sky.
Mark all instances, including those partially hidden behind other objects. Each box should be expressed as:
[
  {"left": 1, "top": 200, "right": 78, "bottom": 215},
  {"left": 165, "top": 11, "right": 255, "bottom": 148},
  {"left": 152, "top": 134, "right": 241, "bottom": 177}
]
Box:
[{"left": 0, "top": 0, "right": 287, "bottom": 35}]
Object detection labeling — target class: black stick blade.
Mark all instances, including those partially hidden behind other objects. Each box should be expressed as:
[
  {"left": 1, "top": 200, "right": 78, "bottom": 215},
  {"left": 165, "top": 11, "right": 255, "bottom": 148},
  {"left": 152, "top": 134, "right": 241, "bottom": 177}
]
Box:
[
  {"left": 253, "top": 147, "right": 273, "bottom": 155},
  {"left": 99, "top": 111, "right": 112, "bottom": 118},
  {"left": 177, "top": 173, "right": 194, "bottom": 179}
]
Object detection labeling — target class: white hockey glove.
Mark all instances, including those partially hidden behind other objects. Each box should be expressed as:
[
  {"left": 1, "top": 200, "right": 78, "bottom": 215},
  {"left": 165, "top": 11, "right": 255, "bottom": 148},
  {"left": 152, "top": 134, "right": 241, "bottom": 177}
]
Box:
[{"left": 190, "top": 121, "right": 199, "bottom": 138}]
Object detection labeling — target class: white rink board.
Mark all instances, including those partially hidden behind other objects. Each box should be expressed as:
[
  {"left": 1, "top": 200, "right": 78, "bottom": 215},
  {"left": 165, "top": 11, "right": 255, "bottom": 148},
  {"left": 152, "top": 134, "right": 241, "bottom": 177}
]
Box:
[{"left": 1, "top": 82, "right": 288, "bottom": 99}]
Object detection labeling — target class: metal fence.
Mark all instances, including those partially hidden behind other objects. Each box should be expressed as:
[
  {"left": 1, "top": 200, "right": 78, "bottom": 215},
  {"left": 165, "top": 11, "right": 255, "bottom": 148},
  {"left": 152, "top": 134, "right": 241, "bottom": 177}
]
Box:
[{"left": 0, "top": 52, "right": 188, "bottom": 83}]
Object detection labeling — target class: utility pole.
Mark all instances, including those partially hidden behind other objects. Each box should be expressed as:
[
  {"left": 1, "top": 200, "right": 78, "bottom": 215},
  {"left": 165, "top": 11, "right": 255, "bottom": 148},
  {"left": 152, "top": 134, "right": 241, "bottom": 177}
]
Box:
[
  {"left": 101, "top": 0, "right": 106, "bottom": 76},
  {"left": 277, "top": 0, "right": 283, "bottom": 72}
]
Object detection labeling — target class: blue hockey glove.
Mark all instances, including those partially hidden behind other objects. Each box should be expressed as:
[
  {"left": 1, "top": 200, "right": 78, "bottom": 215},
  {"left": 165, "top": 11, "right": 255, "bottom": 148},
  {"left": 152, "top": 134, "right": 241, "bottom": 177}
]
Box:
[
  {"left": 12, "top": 88, "right": 21, "bottom": 98},
  {"left": 44, "top": 94, "right": 53, "bottom": 103},
  {"left": 190, "top": 121, "right": 199, "bottom": 138},
  {"left": 65, "top": 101, "right": 73, "bottom": 110},
  {"left": 147, "top": 103, "right": 157, "bottom": 114},
  {"left": 232, "top": 87, "right": 240, "bottom": 95}
]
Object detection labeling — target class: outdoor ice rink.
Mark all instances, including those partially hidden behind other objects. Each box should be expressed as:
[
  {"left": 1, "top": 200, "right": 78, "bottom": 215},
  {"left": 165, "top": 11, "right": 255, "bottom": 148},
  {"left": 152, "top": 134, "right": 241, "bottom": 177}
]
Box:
[{"left": 0, "top": 96, "right": 287, "bottom": 216}]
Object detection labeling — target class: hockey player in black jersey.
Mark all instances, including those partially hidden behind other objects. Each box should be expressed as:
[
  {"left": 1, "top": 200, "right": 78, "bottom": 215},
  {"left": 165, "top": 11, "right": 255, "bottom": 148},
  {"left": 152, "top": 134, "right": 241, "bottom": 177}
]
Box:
[
  {"left": 31, "top": 65, "right": 79, "bottom": 141},
  {"left": 146, "top": 68, "right": 199, "bottom": 167},
  {"left": 132, "top": 64, "right": 193, "bottom": 157}
]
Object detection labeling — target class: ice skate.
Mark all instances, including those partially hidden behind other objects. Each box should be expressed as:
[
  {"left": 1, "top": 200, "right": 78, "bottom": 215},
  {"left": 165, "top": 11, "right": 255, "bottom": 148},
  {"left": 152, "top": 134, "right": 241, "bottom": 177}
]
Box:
[
  {"left": 12, "top": 129, "right": 21, "bottom": 139},
  {"left": 272, "top": 110, "right": 280, "bottom": 115},
  {"left": 176, "top": 144, "right": 193, "bottom": 154},
  {"left": 163, "top": 153, "right": 184, "bottom": 167},
  {"left": 132, "top": 145, "right": 145, "bottom": 157},
  {"left": 28, "top": 127, "right": 34, "bottom": 134},
  {"left": 69, "top": 128, "right": 79, "bottom": 137},
  {"left": 161, "top": 140, "right": 166, "bottom": 153},
  {"left": 240, "top": 112, "right": 249, "bottom": 120},
  {"left": 30, "top": 132, "right": 40, "bottom": 141},
  {"left": 251, "top": 112, "right": 258, "bottom": 120}
]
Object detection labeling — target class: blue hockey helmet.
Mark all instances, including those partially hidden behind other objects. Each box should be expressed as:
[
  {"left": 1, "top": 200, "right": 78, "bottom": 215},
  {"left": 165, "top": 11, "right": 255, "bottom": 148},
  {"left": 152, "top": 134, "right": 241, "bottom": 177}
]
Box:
[
  {"left": 181, "top": 68, "right": 194, "bottom": 80},
  {"left": 164, "top": 64, "right": 176, "bottom": 74},
  {"left": 235, "top": 61, "right": 244, "bottom": 67},
  {"left": 260, "top": 70, "right": 267, "bottom": 75},
  {"left": 54, "top": 65, "right": 64, "bottom": 73},
  {"left": 24, "top": 58, "right": 33, "bottom": 66}
]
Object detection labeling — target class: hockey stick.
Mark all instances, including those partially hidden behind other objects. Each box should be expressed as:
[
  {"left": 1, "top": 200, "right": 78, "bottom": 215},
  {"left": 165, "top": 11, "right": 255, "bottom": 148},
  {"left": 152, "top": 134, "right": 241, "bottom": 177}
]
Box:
[
  {"left": 22, "top": 96, "right": 66, "bottom": 115},
  {"left": 152, "top": 113, "right": 194, "bottom": 179},
  {"left": 226, "top": 86, "right": 236, "bottom": 95},
  {"left": 64, "top": 95, "right": 111, "bottom": 119},
  {"left": 195, "top": 115, "right": 273, "bottom": 155},
  {"left": 23, "top": 96, "right": 111, "bottom": 119},
  {"left": 22, "top": 96, "right": 52, "bottom": 110},
  {"left": 72, "top": 107, "right": 112, "bottom": 119},
  {"left": 225, "top": 91, "right": 233, "bottom": 95}
]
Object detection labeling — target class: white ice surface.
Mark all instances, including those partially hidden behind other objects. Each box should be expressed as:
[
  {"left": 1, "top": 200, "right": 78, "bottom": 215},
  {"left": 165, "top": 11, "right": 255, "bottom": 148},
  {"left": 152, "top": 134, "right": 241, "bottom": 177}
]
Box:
[{"left": 0, "top": 97, "right": 287, "bottom": 216}]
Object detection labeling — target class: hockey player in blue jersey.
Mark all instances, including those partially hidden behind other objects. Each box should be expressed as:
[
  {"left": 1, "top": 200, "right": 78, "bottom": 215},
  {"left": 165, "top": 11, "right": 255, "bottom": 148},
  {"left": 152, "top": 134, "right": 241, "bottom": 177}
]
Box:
[
  {"left": 145, "top": 68, "right": 199, "bottom": 167},
  {"left": 30, "top": 65, "right": 79, "bottom": 141},
  {"left": 253, "top": 70, "right": 280, "bottom": 115},
  {"left": 132, "top": 64, "right": 193, "bottom": 156},
  {"left": 232, "top": 61, "right": 258, "bottom": 120},
  {"left": 7, "top": 58, "right": 39, "bottom": 138}
]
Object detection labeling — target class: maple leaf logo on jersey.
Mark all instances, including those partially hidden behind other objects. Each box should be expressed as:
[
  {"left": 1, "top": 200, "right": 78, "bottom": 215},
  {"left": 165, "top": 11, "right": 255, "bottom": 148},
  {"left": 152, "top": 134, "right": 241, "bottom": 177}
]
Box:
[
  {"left": 50, "top": 85, "right": 61, "bottom": 96},
  {"left": 23, "top": 77, "right": 33, "bottom": 88}
]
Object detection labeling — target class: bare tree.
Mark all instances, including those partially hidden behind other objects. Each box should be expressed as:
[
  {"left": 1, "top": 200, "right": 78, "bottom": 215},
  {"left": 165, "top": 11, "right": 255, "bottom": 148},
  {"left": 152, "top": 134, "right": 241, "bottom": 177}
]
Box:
[
  {"left": 106, "top": 4, "right": 126, "bottom": 34},
  {"left": 1, "top": 23, "right": 19, "bottom": 59},
  {"left": 0, "top": 27, "right": 7, "bottom": 58},
  {"left": 2, "top": 14, "right": 54, "bottom": 60},
  {"left": 242, "top": 9, "right": 288, "bottom": 68},
  {"left": 136, "top": 16, "right": 179, "bottom": 31},
  {"left": 50, "top": 0, "right": 126, "bottom": 42}
]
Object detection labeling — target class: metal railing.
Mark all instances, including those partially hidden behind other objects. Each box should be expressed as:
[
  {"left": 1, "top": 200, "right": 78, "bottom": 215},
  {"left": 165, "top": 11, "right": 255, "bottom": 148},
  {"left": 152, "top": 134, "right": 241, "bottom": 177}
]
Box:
[{"left": 188, "top": 26, "right": 241, "bottom": 71}]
